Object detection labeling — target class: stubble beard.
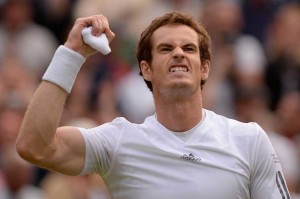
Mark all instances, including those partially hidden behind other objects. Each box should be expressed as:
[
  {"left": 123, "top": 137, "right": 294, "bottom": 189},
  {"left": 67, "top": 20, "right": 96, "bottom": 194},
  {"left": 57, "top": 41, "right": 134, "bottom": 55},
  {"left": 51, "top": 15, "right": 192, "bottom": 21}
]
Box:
[{"left": 158, "top": 82, "right": 199, "bottom": 102}]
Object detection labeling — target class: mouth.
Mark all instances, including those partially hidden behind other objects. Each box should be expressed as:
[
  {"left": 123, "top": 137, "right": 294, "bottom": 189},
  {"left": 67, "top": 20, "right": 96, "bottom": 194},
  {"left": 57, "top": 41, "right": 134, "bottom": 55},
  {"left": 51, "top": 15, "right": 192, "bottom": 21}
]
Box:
[{"left": 169, "top": 65, "right": 189, "bottom": 72}]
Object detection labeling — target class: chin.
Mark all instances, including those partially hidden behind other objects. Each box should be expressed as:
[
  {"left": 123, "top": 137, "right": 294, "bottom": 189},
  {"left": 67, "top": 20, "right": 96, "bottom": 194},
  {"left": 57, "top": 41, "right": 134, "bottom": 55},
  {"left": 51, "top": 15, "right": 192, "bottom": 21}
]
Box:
[
  {"left": 162, "top": 83, "right": 198, "bottom": 99},
  {"left": 170, "top": 81, "right": 193, "bottom": 90}
]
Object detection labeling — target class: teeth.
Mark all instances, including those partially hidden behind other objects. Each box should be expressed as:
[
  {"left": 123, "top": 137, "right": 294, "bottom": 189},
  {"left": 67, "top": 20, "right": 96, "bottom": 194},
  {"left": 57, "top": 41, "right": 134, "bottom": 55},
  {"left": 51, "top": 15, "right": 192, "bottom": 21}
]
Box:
[{"left": 170, "top": 66, "right": 188, "bottom": 72}]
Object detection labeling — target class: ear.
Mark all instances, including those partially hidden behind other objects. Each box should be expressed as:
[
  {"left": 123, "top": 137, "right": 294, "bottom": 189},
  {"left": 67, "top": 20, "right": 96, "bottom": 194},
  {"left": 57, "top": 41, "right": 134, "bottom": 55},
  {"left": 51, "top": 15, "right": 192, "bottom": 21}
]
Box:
[
  {"left": 140, "top": 61, "right": 152, "bottom": 81},
  {"left": 201, "top": 60, "right": 210, "bottom": 81}
]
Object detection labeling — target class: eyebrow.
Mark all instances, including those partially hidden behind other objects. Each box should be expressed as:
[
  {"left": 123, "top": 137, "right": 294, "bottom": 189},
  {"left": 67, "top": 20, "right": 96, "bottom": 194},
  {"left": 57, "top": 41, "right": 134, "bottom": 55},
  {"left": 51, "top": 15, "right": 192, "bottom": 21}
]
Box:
[
  {"left": 156, "top": 42, "right": 198, "bottom": 49},
  {"left": 156, "top": 43, "right": 173, "bottom": 49}
]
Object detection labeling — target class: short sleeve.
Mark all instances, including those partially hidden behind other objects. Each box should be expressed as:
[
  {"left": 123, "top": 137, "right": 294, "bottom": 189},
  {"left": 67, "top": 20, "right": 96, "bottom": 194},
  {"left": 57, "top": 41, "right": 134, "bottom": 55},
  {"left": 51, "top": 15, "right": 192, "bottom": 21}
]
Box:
[
  {"left": 249, "top": 123, "right": 290, "bottom": 199},
  {"left": 78, "top": 118, "right": 125, "bottom": 176}
]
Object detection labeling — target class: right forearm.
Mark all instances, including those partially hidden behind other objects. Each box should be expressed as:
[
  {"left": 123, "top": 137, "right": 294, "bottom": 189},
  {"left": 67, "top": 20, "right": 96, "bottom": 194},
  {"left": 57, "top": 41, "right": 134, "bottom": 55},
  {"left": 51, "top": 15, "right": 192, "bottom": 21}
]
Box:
[
  {"left": 16, "top": 81, "right": 68, "bottom": 161},
  {"left": 16, "top": 44, "right": 86, "bottom": 164}
]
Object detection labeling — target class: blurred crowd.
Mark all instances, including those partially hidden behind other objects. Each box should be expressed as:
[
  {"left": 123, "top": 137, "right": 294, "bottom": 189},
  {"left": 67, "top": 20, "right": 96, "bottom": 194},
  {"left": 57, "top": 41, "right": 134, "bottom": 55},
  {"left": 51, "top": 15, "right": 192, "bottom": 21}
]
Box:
[{"left": 0, "top": 0, "right": 299, "bottom": 198}]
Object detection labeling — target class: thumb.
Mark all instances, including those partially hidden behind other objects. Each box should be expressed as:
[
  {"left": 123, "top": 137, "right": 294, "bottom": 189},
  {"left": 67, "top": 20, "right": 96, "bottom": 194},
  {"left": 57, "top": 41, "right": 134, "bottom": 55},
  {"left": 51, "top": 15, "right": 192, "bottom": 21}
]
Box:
[{"left": 105, "top": 28, "right": 116, "bottom": 43}]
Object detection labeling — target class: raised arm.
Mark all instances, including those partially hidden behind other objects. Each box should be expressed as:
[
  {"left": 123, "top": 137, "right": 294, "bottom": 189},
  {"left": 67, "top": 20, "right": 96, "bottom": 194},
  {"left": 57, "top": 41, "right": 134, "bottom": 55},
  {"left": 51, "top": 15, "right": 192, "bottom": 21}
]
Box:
[{"left": 16, "top": 15, "right": 115, "bottom": 176}]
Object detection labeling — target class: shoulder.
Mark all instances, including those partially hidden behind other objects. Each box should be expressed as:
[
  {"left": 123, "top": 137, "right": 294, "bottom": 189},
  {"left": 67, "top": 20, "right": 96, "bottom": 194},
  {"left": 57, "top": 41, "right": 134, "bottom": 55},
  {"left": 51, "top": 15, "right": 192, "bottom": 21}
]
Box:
[
  {"left": 204, "top": 110, "right": 267, "bottom": 151},
  {"left": 204, "top": 109, "right": 263, "bottom": 138},
  {"left": 82, "top": 116, "right": 153, "bottom": 135},
  {"left": 204, "top": 110, "right": 273, "bottom": 165},
  {"left": 87, "top": 117, "right": 132, "bottom": 133}
]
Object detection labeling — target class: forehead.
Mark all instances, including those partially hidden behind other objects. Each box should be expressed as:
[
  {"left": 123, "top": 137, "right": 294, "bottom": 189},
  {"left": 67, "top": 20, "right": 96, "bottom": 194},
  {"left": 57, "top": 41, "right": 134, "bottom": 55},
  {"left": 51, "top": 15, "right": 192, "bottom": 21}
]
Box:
[{"left": 152, "top": 24, "right": 199, "bottom": 47}]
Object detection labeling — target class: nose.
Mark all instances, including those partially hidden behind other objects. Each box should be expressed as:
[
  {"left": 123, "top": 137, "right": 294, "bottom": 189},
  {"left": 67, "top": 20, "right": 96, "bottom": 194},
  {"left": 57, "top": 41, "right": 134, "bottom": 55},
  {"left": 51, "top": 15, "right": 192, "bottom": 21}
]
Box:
[{"left": 172, "top": 46, "right": 185, "bottom": 59}]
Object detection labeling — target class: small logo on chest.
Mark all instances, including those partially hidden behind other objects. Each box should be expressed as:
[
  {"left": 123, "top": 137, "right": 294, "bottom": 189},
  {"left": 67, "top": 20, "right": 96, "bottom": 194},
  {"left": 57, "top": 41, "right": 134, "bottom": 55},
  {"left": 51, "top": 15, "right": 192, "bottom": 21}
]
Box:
[{"left": 180, "top": 153, "right": 201, "bottom": 162}]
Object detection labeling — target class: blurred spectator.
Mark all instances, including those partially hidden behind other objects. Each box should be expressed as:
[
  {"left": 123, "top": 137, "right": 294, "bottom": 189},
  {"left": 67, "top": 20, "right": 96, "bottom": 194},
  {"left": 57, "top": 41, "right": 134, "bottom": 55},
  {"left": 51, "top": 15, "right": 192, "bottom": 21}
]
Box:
[
  {"left": 61, "top": 68, "right": 95, "bottom": 124},
  {"left": 0, "top": 107, "right": 24, "bottom": 151},
  {"left": 200, "top": 0, "right": 266, "bottom": 117},
  {"left": 241, "top": 0, "right": 291, "bottom": 42},
  {"left": 233, "top": 36, "right": 266, "bottom": 88},
  {"left": 264, "top": 2, "right": 300, "bottom": 110},
  {"left": 234, "top": 86, "right": 271, "bottom": 123},
  {"left": 274, "top": 91, "right": 300, "bottom": 141},
  {"left": 33, "top": 0, "right": 76, "bottom": 44},
  {"left": 0, "top": 145, "right": 45, "bottom": 199},
  {"left": 92, "top": 78, "right": 120, "bottom": 123},
  {"left": 116, "top": 67, "right": 155, "bottom": 123},
  {"left": 0, "top": 0, "right": 59, "bottom": 76},
  {"left": 0, "top": 55, "right": 37, "bottom": 110}
]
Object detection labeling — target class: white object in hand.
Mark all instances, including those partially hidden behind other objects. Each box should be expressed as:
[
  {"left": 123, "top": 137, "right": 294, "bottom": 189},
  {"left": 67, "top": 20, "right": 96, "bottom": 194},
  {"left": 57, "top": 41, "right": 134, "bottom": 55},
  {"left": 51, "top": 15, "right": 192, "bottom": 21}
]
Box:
[{"left": 81, "top": 27, "right": 111, "bottom": 55}]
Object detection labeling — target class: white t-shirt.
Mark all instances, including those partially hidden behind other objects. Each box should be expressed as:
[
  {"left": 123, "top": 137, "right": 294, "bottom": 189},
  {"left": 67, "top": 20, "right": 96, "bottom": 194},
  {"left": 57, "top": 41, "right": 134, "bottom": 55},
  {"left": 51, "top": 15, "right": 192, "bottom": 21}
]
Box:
[{"left": 78, "top": 109, "right": 290, "bottom": 199}]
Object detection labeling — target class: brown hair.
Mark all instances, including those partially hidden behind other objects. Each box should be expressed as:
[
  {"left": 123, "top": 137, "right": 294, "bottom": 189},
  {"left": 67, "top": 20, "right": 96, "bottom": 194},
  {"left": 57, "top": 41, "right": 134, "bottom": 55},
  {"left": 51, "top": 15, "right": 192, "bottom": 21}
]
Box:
[{"left": 136, "top": 11, "right": 211, "bottom": 91}]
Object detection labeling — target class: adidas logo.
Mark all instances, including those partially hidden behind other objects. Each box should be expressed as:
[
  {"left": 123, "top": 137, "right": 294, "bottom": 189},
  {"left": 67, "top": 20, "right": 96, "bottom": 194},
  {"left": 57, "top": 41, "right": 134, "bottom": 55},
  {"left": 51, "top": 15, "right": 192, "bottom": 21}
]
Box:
[{"left": 180, "top": 153, "right": 201, "bottom": 162}]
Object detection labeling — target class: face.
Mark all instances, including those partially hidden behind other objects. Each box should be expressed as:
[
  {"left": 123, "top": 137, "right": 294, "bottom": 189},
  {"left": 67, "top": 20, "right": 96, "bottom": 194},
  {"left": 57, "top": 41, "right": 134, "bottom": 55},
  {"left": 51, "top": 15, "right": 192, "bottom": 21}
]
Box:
[{"left": 141, "top": 24, "right": 210, "bottom": 98}]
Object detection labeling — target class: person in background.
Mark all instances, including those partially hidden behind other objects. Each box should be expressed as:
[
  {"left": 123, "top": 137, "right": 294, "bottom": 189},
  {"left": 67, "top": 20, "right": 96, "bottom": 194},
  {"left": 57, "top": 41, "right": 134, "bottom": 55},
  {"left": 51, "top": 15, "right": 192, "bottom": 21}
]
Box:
[
  {"left": 33, "top": 0, "right": 75, "bottom": 44},
  {"left": 264, "top": 2, "right": 300, "bottom": 110},
  {"left": 0, "top": 145, "right": 45, "bottom": 199},
  {"left": 0, "top": 0, "right": 58, "bottom": 76},
  {"left": 200, "top": 0, "right": 266, "bottom": 118}
]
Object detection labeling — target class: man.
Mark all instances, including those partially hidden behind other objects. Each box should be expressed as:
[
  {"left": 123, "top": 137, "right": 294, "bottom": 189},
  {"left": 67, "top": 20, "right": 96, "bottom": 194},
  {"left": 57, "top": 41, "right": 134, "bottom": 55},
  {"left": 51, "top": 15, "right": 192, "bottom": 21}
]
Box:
[{"left": 16, "top": 12, "right": 290, "bottom": 198}]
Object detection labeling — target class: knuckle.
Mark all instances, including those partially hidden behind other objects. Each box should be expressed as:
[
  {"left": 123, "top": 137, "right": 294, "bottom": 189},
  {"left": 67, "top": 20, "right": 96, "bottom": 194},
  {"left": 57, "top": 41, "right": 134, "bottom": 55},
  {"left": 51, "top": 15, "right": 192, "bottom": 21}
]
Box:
[
  {"left": 75, "top": 17, "right": 84, "bottom": 23},
  {"left": 98, "top": 15, "right": 107, "bottom": 21}
]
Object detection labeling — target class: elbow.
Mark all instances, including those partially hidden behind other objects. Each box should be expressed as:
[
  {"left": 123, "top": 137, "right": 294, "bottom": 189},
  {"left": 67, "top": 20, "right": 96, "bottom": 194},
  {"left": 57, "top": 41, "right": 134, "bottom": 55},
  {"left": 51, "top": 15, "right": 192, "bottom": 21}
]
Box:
[
  {"left": 16, "top": 128, "right": 59, "bottom": 171},
  {"left": 16, "top": 140, "right": 49, "bottom": 168},
  {"left": 16, "top": 137, "right": 35, "bottom": 163},
  {"left": 15, "top": 135, "right": 47, "bottom": 165},
  {"left": 16, "top": 133, "right": 57, "bottom": 170}
]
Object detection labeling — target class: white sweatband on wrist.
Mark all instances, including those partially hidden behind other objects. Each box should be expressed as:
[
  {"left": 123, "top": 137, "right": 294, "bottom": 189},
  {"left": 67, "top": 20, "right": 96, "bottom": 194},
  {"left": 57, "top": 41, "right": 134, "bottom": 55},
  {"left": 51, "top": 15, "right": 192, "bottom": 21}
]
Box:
[{"left": 42, "top": 45, "right": 86, "bottom": 93}]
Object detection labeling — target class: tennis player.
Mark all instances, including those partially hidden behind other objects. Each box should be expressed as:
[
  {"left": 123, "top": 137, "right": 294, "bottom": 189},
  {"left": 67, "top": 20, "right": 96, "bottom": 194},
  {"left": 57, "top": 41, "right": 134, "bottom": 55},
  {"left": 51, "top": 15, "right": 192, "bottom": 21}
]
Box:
[{"left": 16, "top": 12, "right": 290, "bottom": 199}]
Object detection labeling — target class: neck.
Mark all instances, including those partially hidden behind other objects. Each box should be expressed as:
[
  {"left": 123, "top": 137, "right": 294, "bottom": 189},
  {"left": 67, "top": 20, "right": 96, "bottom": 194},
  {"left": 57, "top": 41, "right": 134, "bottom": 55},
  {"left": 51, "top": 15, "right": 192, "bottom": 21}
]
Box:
[{"left": 154, "top": 89, "right": 203, "bottom": 132}]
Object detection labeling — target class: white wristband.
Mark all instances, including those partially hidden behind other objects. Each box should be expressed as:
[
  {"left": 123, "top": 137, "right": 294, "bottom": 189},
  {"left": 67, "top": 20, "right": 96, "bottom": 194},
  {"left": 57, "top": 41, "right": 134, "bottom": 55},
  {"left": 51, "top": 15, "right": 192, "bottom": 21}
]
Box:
[{"left": 42, "top": 45, "right": 86, "bottom": 93}]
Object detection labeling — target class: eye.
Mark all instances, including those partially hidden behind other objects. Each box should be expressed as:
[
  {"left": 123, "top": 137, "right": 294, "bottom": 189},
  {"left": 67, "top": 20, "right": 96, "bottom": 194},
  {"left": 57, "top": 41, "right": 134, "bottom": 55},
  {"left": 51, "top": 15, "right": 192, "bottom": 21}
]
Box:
[
  {"left": 160, "top": 47, "right": 172, "bottom": 52},
  {"left": 184, "top": 47, "right": 195, "bottom": 52}
]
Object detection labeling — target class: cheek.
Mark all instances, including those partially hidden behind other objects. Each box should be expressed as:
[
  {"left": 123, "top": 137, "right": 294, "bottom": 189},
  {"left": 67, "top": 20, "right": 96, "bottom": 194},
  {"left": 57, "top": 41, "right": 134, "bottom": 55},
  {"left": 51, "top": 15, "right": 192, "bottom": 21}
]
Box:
[
  {"left": 151, "top": 58, "right": 167, "bottom": 73},
  {"left": 193, "top": 60, "right": 202, "bottom": 73}
]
